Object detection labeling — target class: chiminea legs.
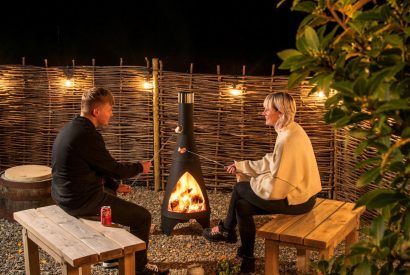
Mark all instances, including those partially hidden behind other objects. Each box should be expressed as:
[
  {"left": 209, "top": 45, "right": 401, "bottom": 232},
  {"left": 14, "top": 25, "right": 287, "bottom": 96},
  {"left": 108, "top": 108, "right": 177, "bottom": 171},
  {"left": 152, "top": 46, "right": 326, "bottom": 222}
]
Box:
[
  {"left": 196, "top": 217, "right": 210, "bottom": 229},
  {"left": 161, "top": 216, "right": 180, "bottom": 235},
  {"left": 161, "top": 216, "right": 210, "bottom": 236}
]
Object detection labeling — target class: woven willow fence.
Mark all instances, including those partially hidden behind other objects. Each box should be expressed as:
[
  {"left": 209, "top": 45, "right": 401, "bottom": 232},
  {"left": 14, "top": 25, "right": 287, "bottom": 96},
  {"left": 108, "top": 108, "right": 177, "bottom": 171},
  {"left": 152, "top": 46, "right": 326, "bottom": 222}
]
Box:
[{"left": 0, "top": 62, "right": 364, "bottom": 203}]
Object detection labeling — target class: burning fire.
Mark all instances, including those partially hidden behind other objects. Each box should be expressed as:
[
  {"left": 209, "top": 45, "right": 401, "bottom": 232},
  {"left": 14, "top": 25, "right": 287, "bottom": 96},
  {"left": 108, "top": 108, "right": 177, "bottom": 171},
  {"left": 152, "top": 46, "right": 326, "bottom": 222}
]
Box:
[{"left": 168, "top": 172, "right": 206, "bottom": 213}]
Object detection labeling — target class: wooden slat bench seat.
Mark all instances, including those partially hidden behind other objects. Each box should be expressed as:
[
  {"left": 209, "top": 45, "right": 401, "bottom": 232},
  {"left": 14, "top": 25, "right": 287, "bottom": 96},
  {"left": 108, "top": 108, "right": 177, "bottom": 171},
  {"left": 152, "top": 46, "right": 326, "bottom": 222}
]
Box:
[
  {"left": 257, "top": 198, "right": 365, "bottom": 275},
  {"left": 13, "top": 205, "right": 146, "bottom": 275}
]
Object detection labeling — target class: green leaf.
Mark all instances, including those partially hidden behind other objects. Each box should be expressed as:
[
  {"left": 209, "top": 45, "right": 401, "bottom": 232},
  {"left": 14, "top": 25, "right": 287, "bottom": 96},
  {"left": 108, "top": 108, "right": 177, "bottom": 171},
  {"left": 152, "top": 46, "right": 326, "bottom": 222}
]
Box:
[
  {"left": 388, "top": 161, "right": 404, "bottom": 172},
  {"left": 293, "top": 1, "right": 316, "bottom": 13},
  {"left": 375, "top": 99, "right": 410, "bottom": 113},
  {"left": 316, "top": 259, "right": 329, "bottom": 273},
  {"left": 288, "top": 70, "right": 310, "bottom": 89},
  {"left": 278, "top": 54, "right": 316, "bottom": 71},
  {"left": 353, "top": 261, "right": 372, "bottom": 275},
  {"left": 324, "top": 93, "right": 343, "bottom": 108},
  {"left": 380, "top": 232, "right": 399, "bottom": 250},
  {"left": 296, "top": 35, "right": 310, "bottom": 55},
  {"left": 331, "top": 81, "right": 354, "bottom": 97},
  {"left": 304, "top": 26, "right": 319, "bottom": 51},
  {"left": 350, "top": 244, "right": 372, "bottom": 256},
  {"left": 335, "top": 116, "right": 352, "bottom": 128},
  {"left": 354, "top": 140, "right": 369, "bottom": 156},
  {"left": 321, "top": 25, "right": 339, "bottom": 49},
  {"left": 349, "top": 128, "right": 369, "bottom": 139},
  {"left": 356, "top": 10, "right": 383, "bottom": 21},
  {"left": 368, "top": 63, "right": 405, "bottom": 95},
  {"left": 277, "top": 49, "right": 302, "bottom": 61},
  {"left": 404, "top": 210, "right": 410, "bottom": 239},
  {"left": 350, "top": 113, "right": 372, "bottom": 124},
  {"left": 309, "top": 72, "right": 334, "bottom": 95},
  {"left": 352, "top": 157, "right": 380, "bottom": 170},
  {"left": 353, "top": 77, "right": 368, "bottom": 96},
  {"left": 367, "top": 192, "right": 403, "bottom": 210},
  {"left": 401, "top": 127, "right": 410, "bottom": 138},
  {"left": 371, "top": 215, "right": 385, "bottom": 244},
  {"left": 406, "top": 163, "right": 410, "bottom": 175},
  {"left": 356, "top": 189, "right": 392, "bottom": 209},
  {"left": 357, "top": 166, "right": 381, "bottom": 187},
  {"left": 324, "top": 108, "right": 345, "bottom": 123}
]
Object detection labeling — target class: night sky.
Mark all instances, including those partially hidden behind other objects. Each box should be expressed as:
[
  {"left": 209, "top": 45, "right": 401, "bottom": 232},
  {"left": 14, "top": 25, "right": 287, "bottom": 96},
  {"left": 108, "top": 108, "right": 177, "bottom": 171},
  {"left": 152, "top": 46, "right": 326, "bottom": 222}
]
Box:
[{"left": 0, "top": 1, "right": 303, "bottom": 76}]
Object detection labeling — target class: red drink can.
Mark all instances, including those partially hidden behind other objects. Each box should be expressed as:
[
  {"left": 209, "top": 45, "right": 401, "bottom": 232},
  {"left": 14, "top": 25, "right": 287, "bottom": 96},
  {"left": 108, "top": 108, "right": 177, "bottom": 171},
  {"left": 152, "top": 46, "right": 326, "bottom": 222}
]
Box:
[{"left": 100, "top": 206, "right": 112, "bottom": 226}]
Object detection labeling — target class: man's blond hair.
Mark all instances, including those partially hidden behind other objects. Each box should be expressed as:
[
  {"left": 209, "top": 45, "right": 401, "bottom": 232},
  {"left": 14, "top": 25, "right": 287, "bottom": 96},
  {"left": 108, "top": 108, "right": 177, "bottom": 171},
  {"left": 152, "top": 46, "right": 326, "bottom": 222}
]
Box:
[{"left": 81, "top": 87, "right": 114, "bottom": 114}]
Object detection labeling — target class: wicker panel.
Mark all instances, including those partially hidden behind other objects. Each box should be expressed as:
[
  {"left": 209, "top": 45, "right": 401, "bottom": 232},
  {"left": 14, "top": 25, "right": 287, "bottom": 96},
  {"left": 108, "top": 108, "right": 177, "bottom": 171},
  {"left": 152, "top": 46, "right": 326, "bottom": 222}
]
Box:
[{"left": 0, "top": 65, "right": 333, "bottom": 196}]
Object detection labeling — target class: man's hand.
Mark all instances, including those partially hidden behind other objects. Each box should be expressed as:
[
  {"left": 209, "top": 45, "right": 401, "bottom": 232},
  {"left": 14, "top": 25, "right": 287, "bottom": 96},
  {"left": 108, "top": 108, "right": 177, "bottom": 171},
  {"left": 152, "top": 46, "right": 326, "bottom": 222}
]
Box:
[{"left": 116, "top": 182, "right": 132, "bottom": 194}]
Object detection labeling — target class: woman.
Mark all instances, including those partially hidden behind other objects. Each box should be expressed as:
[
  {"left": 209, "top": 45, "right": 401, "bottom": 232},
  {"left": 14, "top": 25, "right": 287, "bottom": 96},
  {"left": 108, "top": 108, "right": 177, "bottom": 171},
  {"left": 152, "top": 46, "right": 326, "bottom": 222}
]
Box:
[{"left": 203, "top": 92, "right": 322, "bottom": 273}]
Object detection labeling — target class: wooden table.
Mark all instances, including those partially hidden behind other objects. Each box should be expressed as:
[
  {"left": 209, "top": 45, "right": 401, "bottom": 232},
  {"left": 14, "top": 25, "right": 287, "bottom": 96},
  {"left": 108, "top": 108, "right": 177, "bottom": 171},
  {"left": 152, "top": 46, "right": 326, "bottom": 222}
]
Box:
[{"left": 14, "top": 205, "right": 146, "bottom": 275}]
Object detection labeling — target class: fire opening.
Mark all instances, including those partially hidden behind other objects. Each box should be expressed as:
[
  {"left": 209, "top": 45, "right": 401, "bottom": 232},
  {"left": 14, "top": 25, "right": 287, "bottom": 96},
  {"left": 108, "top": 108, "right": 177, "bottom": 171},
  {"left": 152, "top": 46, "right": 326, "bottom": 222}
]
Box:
[{"left": 168, "top": 172, "right": 206, "bottom": 213}]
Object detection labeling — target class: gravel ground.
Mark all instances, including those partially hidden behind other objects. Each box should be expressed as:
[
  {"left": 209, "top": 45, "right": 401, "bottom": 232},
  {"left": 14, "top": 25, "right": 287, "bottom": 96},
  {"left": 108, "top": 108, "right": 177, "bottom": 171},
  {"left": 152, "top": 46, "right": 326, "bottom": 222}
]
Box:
[{"left": 0, "top": 187, "right": 347, "bottom": 274}]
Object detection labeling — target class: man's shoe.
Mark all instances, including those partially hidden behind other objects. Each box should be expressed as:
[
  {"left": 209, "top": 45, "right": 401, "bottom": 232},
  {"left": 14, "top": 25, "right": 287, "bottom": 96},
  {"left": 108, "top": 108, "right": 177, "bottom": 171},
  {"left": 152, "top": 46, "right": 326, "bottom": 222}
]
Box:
[
  {"left": 136, "top": 263, "right": 169, "bottom": 274},
  {"left": 202, "top": 220, "right": 237, "bottom": 243},
  {"left": 102, "top": 258, "right": 119, "bottom": 268}
]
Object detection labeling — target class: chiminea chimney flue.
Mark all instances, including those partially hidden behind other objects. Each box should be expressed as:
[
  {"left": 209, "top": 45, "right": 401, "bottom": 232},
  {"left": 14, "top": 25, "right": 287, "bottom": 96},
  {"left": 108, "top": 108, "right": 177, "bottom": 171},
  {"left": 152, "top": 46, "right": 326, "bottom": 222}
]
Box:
[{"left": 161, "top": 91, "right": 211, "bottom": 235}]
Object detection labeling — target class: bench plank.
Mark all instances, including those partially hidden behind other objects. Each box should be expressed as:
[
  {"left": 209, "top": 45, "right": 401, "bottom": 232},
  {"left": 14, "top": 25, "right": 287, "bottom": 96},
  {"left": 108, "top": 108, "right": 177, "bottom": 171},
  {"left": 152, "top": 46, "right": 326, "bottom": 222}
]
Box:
[
  {"left": 279, "top": 199, "right": 344, "bottom": 245},
  {"left": 80, "top": 218, "right": 146, "bottom": 254},
  {"left": 257, "top": 198, "right": 325, "bottom": 240},
  {"left": 14, "top": 209, "right": 98, "bottom": 267},
  {"left": 304, "top": 202, "right": 365, "bottom": 249},
  {"left": 37, "top": 206, "right": 123, "bottom": 261}
]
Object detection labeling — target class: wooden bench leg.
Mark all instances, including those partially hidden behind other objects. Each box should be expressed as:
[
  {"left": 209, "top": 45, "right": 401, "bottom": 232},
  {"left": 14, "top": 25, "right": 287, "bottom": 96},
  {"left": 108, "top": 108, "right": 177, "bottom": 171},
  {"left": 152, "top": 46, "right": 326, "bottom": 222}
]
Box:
[
  {"left": 296, "top": 248, "right": 310, "bottom": 273},
  {"left": 345, "top": 227, "right": 359, "bottom": 265},
  {"left": 22, "top": 228, "right": 40, "bottom": 275},
  {"left": 345, "top": 228, "right": 358, "bottom": 254},
  {"left": 79, "top": 265, "right": 91, "bottom": 275},
  {"left": 62, "top": 263, "right": 79, "bottom": 275},
  {"left": 265, "top": 240, "right": 279, "bottom": 275},
  {"left": 62, "top": 263, "right": 91, "bottom": 275},
  {"left": 319, "top": 246, "right": 334, "bottom": 260},
  {"left": 119, "top": 252, "right": 136, "bottom": 275}
]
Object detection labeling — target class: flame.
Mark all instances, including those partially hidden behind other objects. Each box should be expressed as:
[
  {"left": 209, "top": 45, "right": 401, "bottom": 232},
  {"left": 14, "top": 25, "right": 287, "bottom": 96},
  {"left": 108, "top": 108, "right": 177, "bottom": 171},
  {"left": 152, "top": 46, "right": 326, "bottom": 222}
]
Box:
[{"left": 168, "top": 172, "right": 206, "bottom": 213}]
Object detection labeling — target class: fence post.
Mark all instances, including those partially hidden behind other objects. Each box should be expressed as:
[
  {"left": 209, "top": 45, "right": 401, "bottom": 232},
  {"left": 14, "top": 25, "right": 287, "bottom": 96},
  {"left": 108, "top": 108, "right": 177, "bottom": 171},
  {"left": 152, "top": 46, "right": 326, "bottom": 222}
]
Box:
[{"left": 152, "top": 58, "right": 161, "bottom": 191}]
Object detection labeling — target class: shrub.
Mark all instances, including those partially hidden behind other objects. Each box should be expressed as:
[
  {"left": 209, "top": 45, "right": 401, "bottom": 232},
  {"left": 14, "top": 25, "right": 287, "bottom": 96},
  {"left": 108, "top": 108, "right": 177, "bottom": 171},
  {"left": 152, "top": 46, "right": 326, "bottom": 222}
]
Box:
[{"left": 277, "top": 0, "right": 410, "bottom": 273}]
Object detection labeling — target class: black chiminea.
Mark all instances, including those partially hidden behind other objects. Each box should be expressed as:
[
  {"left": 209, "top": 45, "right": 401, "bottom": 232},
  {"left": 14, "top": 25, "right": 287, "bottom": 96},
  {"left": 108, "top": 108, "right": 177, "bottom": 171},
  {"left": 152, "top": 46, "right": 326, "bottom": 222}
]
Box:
[{"left": 161, "top": 91, "right": 211, "bottom": 235}]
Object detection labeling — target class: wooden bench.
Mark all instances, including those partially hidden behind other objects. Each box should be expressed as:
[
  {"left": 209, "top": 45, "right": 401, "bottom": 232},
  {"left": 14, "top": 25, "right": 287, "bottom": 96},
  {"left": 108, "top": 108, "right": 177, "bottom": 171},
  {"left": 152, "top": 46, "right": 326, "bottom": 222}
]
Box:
[
  {"left": 257, "top": 198, "right": 365, "bottom": 275},
  {"left": 13, "top": 205, "right": 146, "bottom": 275}
]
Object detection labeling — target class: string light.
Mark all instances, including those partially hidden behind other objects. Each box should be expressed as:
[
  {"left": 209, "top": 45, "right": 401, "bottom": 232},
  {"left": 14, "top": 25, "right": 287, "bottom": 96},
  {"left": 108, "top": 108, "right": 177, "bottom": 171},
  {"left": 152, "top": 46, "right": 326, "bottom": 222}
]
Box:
[
  {"left": 230, "top": 83, "right": 243, "bottom": 96},
  {"left": 317, "top": 90, "right": 325, "bottom": 98},
  {"left": 143, "top": 78, "right": 153, "bottom": 89},
  {"left": 63, "top": 66, "right": 74, "bottom": 88},
  {"left": 64, "top": 79, "right": 73, "bottom": 88}
]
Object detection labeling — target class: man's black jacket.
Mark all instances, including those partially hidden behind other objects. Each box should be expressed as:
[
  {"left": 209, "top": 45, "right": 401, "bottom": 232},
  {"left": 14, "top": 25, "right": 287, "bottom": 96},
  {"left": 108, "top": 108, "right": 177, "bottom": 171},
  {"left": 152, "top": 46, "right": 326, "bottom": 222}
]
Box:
[{"left": 51, "top": 116, "right": 142, "bottom": 210}]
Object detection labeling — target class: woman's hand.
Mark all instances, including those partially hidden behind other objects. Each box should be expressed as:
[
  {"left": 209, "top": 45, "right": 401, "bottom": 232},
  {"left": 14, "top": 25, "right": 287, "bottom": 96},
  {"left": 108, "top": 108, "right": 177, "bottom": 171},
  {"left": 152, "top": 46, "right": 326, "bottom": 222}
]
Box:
[
  {"left": 140, "top": 161, "right": 152, "bottom": 174},
  {"left": 225, "top": 163, "right": 237, "bottom": 174},
  {"left": 116, "top": 182, "right": 132, "bottom": 194}
]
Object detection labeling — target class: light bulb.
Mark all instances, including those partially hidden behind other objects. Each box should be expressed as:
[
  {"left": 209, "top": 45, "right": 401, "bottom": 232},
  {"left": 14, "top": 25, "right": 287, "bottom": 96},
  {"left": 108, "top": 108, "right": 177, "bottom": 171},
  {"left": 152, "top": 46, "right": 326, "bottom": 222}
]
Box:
[
  {"left": 143, "top": 80, "right": 153, "bottom": 89},
  {"left": 230, "top": 88, "right": 242, "bottom": 96},
  {"left": 64, "top": 79, "right": 73, "bottom": 87}
]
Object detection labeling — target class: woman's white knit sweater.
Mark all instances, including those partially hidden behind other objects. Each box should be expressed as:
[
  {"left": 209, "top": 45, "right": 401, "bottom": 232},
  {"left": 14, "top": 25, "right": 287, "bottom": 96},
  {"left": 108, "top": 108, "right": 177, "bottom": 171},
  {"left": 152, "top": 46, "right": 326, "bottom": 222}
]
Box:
[{"left": 234, "top": 122, "right": 322, "bottom": 205}]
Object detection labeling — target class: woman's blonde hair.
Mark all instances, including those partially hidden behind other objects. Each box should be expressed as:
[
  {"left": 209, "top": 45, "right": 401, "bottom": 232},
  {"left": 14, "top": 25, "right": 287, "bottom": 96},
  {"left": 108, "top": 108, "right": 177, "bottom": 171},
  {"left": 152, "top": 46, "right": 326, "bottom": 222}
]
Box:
[
  {"left": 263, "top": 92, "right": 296, "bottom": 129},
  {"left": 81, "top": 87, "right": 114, "bottom": 114}
]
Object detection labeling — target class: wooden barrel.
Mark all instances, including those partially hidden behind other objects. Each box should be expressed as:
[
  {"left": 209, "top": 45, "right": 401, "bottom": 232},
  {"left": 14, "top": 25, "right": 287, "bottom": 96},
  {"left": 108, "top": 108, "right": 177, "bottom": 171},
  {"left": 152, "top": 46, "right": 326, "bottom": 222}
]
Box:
[{"left": 0, "top": 165, "right": 54, "bottom": 220}]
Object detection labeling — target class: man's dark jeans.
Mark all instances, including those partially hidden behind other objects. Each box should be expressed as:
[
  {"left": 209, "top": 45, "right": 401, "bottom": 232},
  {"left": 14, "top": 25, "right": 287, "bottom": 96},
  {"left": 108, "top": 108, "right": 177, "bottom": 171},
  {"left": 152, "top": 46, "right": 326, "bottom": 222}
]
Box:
[{"left": 60, "top": 191, "right": 151, "bottom": 271}]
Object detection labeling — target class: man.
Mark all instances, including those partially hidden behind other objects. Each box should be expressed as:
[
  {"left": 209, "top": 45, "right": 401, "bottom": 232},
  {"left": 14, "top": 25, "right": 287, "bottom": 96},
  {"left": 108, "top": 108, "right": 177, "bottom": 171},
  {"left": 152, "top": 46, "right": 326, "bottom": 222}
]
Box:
[{"left": 51, "top": 87, "right": 168, "bottom": 275}]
